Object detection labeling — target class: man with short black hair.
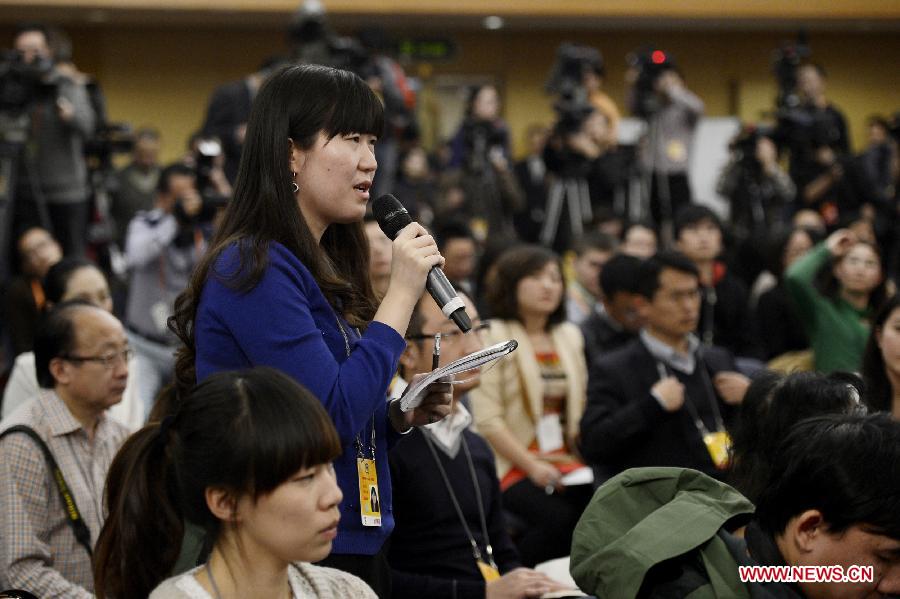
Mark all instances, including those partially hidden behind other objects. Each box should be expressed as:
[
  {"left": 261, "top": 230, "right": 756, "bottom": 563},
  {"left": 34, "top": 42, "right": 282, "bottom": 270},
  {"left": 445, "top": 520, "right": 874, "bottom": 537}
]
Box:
[
  {"left": 580, "top": 251, "right": 748, "bottom": 480},
  {"left": 10, "top": 23, "right": 96, "bottom": 258},
  {"left": 674, "top": 204, "right": 764, "bottom": 362},
  {"left": 110, "top": 127, "right": 162, "bottom": 244},
  {"left": 751, "top": 413, "right": 900, "bottom": 598},
  {"left": 566, "top": 232, "right": 618, "bottom": 324},
  {"left": 0, "top": 301, "right": 130, "bottom": 597},
  {"left": 580, "top": 253, "right": 643, "bottom": 362},
  {"left": 434, "top": 219, "right": 478, "bottom": 297},
  {"left": 571, "top": 413, "right": 900, "bottom": 598},
  {"left": 388, "top": 291, "right": 568, "bottom": 598},
  {"left": 124, "top": 162, "right": 206, "bottom": 417}
]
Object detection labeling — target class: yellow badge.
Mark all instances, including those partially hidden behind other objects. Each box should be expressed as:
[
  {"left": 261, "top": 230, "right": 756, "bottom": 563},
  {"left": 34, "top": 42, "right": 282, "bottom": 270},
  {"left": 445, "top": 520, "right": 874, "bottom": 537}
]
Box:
[
  {"left": 666, "top": 139, "right": 687, "bottom": 163},
  {"left": 477, "top": 559, "right": 501, "bottom": 582},
  {"left": 357, "top": 458, "right": 382, "bottom": 527},
  {"left": 703, "top": 430, "right": 732, "bottom": 470}
]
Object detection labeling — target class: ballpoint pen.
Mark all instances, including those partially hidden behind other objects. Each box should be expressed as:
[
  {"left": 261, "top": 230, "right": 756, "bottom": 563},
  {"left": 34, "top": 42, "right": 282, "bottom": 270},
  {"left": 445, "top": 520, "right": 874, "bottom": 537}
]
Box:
[{"left": 432, "top": 333, "right": 441, "bottom": 371}]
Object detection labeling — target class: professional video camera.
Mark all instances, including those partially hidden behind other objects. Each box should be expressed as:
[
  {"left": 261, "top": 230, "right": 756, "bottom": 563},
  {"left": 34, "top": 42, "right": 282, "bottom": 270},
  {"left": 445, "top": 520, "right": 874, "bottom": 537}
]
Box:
[
  {"left": 728, "top": 124, "right": 776, "bottom": 176},
  {"left": 287, "top": 1, "right": 370, "bottom": 76},
  {"left": 771, "top": 34, "right": 811, "bottom": 112},
  {"left": 545, "top": 97, "right": 597, "bottom": 177},
  {"left": 0, "top": 48, "right": 56, "bottom": 114},
  {"left": 770, "top": 35, "right": 844, "bottom": 157},
  {"left": 190, "top": 136, "right": 229, "bottom": 214},
  {"left": 545, "top": 43, "right": 603, "bottom": 105},
  {"left": 626, "top": 47, "right": 674, "bottom": 118},
  {"left": 544, "top": 43, "right": 606, "bottom": 176}
]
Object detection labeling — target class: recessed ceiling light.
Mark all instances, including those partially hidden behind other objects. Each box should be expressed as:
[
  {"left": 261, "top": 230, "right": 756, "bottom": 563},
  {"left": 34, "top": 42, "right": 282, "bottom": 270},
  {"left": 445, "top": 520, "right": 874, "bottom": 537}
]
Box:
[{"left": 483, "top": 16, "right": 504, "bottom": 30}]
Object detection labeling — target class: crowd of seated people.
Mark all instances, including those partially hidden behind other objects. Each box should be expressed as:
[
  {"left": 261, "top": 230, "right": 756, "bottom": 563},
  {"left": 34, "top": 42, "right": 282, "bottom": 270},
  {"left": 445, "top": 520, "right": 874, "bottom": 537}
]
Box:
[{"left": 1, "top": 19, "right": 899, "bottom": 599}]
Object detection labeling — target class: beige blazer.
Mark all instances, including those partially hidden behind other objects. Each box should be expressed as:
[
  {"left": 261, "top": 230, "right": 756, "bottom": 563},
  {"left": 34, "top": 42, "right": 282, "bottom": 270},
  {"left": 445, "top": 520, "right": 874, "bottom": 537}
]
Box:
[{"left": 469, "top": 319, "right": 588, "bottom": 479}]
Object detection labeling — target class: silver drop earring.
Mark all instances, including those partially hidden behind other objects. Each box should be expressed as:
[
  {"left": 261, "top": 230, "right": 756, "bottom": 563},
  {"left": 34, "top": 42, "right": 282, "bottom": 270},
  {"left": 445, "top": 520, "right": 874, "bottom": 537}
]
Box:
[{"left": 291, "top": 171, "right": 299, "bottom": 194}]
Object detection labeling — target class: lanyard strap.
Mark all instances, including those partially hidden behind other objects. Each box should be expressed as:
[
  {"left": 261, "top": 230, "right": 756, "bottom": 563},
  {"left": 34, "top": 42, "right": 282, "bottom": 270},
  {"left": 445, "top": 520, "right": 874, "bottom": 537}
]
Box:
[
  {"left": 0, "top": 426, "right": 93, "bottom": 559},
  {"left": 333, "top": 311, "right": 376, "bottom": 459},
  {"left": 422, "top": 431, "right": 498, "bottom": 569},
  {"left": 655, "top": 356, "right": 726, "bottom": 436}
]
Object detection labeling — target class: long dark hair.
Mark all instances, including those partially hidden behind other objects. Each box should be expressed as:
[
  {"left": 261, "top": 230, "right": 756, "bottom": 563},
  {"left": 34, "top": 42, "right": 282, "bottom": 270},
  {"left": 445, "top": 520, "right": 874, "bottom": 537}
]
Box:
[
  {"left": 861, "top": 293, "right": 900, "bottom": 413},
  {"left": 484, "top": 244, "right": 567, "bottom": 329},
  {"left": 169, "top": 64, "right": 384, "bottom": 397},
  {"left": 727, "top": 370, "right": 865, "bottom": 504},
  {"left": 93, "top": 367, "right": 341, "bottom": 599}
]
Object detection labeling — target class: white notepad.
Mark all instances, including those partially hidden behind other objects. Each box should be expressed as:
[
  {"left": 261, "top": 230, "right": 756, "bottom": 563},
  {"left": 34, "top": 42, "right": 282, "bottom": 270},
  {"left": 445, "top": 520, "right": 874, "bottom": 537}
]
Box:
[{"left": 399, "top": 339, "right": 518, "bottom": 412}]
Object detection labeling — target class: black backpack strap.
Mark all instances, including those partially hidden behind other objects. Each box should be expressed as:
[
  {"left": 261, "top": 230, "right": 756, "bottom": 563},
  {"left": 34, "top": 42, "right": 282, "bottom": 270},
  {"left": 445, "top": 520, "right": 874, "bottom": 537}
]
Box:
[{"left": 0, "top": 425, "right": 93, "bottom": 559}]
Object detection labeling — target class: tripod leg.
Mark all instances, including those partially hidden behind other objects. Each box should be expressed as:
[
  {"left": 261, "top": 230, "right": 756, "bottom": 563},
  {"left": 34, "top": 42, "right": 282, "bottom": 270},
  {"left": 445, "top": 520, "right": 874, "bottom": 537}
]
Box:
[{"left": 540, "top": 180, "right": 565, "bottom": 247}]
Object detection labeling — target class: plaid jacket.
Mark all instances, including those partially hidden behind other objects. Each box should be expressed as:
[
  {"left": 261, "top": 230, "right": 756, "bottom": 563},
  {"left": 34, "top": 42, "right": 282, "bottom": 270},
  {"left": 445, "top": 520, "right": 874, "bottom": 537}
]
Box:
[{"left": 0, "top": 390, "right": 129, "bottom": 598}]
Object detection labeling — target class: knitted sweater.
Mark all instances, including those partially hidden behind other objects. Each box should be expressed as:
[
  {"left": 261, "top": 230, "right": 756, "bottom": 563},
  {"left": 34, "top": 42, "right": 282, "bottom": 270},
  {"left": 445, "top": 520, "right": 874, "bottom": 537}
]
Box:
[
  {"left": 784, "top": 242, "right": 871, "bottom": 373},
  {"left": 195, "top": 241, "right": 407, "bottom": 555}
]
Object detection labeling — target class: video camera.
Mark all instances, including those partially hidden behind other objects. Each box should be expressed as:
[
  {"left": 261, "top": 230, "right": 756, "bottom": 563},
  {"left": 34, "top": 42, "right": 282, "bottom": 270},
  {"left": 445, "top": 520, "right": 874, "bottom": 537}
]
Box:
[
  {"left": 545, "top": 43, "right": 603, "bottom": 104},
  {"left": 771, "top": 34, "right": 811, "bottom": 112},
  {"left": 543, "top": 43, "right": 606, "bottom": 175},
  {"left": 287, "top": 3, "right": 370, "bottom": 77},
  {"left": 769, "top": 35, "right": 843, "bottom": 155},
  {"left": 0, "top": 48, "right": 56, "bottom": 114},
  {"left": 189, "top": 136, "right": 229, "bottom": 217},
  {"left": 729, "top": 124, "right": 776, "bottom": 176},
  {"left": 627, "top": 47, "right": 675, "bottom": 118}
]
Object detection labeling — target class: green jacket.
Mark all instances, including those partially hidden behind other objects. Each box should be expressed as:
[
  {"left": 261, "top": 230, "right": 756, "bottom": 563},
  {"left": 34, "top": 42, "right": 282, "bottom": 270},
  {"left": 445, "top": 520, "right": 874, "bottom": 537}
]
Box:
[
  {"left": 784, "top": 242, "right": 871, "bottom": 373},
  {"left": 570, "top": 467, "right": 755, "bottom": 599}
]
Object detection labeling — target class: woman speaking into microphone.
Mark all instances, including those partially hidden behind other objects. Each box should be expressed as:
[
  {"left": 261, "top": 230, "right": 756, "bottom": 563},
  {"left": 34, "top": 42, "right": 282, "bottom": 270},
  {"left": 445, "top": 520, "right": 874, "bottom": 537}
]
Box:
[{"left": 169, "top": 64, "right": 451, "bottom": 597}]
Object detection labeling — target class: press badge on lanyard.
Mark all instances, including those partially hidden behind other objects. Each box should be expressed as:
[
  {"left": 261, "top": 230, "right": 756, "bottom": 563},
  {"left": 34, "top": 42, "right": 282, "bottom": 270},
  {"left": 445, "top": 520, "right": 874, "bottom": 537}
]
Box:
[
  {"left": 355, "top": 415, "right": 382, "bottom": 527},
  {"left": 333, "top": 312, "right": 383, "bottom": 527},
  {"left": 656, "top": 362, "right": 732, "bottom": 469},
  {"left": 702, "top": 430, "right": 731, "bottom": 470},
  {"left": 357, "top": 455, "right": 382, "bottom": 527}
]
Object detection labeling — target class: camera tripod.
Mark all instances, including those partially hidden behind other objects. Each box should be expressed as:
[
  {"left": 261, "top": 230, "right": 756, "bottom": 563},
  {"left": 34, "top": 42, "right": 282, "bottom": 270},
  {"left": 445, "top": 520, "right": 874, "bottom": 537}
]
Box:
[
  {"left": 0, "top": 110, "right": 51, "bottom": 283},
  {"left": 539, "top": 175, "right": 592, "bottom": 250}
]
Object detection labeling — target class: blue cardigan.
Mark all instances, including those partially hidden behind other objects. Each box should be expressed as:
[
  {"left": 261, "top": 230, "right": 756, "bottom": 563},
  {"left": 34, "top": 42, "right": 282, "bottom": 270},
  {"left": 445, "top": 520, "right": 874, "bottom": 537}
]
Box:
[{"left": 195, "top": 241, "right": 407, "bottom": 556}]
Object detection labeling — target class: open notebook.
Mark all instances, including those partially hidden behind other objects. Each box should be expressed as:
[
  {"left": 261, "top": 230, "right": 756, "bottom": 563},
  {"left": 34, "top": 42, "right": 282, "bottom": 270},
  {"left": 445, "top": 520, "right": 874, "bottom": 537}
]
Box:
[{"left": 399, "top": 339, "right": 518, "bottom": 411}]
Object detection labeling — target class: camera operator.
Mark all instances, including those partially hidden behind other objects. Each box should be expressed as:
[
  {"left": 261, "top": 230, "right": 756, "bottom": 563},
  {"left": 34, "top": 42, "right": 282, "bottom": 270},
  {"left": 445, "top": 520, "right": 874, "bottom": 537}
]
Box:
[
  {"left": 627, "top": 55, "right": 704, "bottom": 229},
  {"left": 718, "top": 128, "right": 795, "bottom": 238},
  {"left": 584, "top": 71, "right": 620, "bottom": 148},
  {"left": 6, "top": 23, "right": 96, "bottom": 258},
  {"left": 781, "top": 63, "right": 850, "bottom": 194},
  {"left": 123, "top": 163, "right": 209, "bottom": 418},
  {"left": 109, "top": 127, "right": 161, "bottom": 245},
  {"left": 542, "top": 102, "right": 620, "bottom": 252},
  {"left": 449, "top": 84, "right": 523, "bottom": 238}
]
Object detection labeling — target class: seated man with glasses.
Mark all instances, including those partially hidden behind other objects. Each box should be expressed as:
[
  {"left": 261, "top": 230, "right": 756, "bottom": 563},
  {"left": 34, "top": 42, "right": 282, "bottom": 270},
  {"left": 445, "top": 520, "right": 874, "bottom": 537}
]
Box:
[
  {"left": 0, "top": 301, "right": 131, "bottom": 597},
  {"left": 580, "top": 251, "right": 749, "bottom": 483},
  {"left": 388, "top": 290, "right": 570, "bottom": 598}
]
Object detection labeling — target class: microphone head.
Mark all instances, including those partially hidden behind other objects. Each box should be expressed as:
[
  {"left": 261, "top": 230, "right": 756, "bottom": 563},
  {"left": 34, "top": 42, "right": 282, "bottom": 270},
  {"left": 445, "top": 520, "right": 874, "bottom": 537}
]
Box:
[{"left": 372, "top": 194, "right": 412, "bottom": 240}]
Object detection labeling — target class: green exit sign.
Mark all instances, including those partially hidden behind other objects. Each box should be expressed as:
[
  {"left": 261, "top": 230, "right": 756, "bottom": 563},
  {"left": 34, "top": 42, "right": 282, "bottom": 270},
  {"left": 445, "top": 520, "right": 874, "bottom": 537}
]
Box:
[{"left": 397, "top": 38, "right": 457, "bottom": 62}]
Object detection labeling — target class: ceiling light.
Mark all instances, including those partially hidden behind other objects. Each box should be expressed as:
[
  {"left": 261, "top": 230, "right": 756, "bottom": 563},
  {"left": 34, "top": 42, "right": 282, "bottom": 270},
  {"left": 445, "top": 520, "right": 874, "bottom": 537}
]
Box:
[{"left": 483, "top": 16, "right": 504, "bottom": 30}]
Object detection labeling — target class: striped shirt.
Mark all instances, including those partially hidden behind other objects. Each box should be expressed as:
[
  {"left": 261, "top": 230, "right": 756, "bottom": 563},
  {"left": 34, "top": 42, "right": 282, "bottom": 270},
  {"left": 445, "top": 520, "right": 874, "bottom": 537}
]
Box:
[{"left": 0, "top": 390, "right": 129, "bottom": 598}]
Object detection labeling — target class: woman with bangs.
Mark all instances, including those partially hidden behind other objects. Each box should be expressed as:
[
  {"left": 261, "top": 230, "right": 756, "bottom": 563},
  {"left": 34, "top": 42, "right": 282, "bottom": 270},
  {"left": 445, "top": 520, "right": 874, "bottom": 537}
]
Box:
[
  {"left": 785, "top": 227, "right": 888, "bottom": 373},
  {"left": 468, "top": 244, "right": 591, "bottom": 567},
  {"left": 93, "top": 367, "right": 376, "bottom": 599},
  {"left": 168, "top": 64, "right": 451, "bottom": 596}
]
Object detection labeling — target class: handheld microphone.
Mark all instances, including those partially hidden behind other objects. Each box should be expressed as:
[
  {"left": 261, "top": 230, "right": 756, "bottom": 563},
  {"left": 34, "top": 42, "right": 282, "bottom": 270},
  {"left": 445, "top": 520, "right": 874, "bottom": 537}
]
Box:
[{"left": 372, "top": 194, "right": 473, "bottom": 333}]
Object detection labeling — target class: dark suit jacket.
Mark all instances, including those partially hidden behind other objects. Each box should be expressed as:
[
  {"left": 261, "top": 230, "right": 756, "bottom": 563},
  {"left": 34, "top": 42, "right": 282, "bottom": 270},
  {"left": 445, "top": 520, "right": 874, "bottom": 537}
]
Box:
[
  {"left": 580, "top": 338, "right": 736, "bottom": 480},
  {"left": 201, "top": 79, "right": 253, "bottom": 184}
]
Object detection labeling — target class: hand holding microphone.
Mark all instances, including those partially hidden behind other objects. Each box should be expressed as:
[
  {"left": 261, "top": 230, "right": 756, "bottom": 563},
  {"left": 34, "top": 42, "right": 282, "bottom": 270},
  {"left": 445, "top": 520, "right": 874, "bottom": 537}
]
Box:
[{"left": 373, "top": 194, "right": 473, "bottom": 332}]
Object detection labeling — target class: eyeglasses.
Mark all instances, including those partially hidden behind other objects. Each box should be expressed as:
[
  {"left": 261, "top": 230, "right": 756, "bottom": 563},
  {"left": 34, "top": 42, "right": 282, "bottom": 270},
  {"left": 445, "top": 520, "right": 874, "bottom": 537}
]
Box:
[
  {"left": 62, "top": 348, "right": 132, "bottom": 369},
  {"left": 406, "top": 321, "right": 490, "bottom": 345}
]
